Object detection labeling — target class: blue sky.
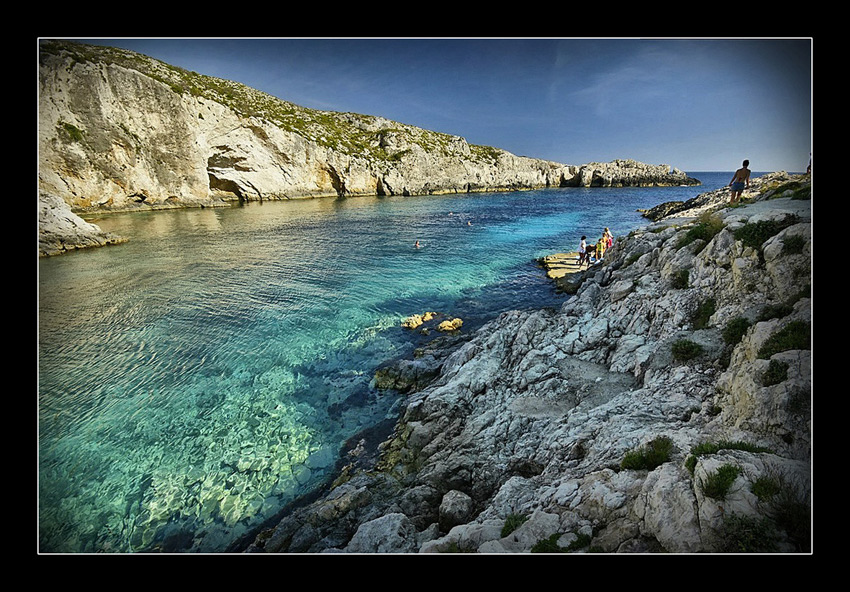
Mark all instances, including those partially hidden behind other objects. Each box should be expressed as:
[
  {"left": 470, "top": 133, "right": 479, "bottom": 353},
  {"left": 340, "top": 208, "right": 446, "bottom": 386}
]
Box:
[{"left": 82, "top": 37, "right": 812, "bottom": 173}]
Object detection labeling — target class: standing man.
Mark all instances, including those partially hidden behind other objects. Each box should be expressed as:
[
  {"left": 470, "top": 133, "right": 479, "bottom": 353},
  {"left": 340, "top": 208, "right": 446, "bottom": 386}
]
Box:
[{"left": 729, "top": 160, "right": 751, "bottom": 204}]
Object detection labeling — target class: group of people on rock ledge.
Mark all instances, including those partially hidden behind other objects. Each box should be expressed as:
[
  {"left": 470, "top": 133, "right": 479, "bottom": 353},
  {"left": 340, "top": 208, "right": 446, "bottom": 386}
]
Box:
[{"left": 578, "top": 227, "right": 614, "bottom": 267}]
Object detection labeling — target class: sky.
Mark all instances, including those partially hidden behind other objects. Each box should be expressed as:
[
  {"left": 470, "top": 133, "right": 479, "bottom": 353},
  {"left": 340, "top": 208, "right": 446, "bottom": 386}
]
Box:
[{"left": 75, "top": 37, "right": 812, "bottom": 173}]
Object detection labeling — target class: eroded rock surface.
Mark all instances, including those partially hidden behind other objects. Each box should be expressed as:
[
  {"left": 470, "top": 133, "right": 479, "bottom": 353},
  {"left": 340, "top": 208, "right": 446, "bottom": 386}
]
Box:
[{"left": 248, "top": 174, "right": 812, "bottom": 554}]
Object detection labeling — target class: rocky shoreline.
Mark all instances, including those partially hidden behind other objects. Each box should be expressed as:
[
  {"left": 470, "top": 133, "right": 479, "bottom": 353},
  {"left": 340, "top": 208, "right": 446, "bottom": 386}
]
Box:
[{"left": 245, "top": 172, "right": 812, "bottom": 554}]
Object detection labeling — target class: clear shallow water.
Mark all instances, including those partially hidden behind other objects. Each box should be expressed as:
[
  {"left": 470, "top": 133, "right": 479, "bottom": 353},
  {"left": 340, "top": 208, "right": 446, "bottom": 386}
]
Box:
[{"left": 38, "top": 173, "right": 732, "bottom": 553}]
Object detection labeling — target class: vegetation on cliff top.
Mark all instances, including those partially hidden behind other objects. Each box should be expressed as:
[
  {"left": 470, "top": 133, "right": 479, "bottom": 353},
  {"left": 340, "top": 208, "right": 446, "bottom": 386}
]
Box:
[{"left": 40, "top": 39, "right": 509, "bottom": 166}]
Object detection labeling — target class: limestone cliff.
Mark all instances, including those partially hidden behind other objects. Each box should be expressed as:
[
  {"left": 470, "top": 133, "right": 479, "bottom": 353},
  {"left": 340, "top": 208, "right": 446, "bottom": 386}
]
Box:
[
  {"left": 38, "top": 39, "right": 698, "bottom": 256},
  {"left": 247, "top": 173, "right": 812, "bottom": 554}
]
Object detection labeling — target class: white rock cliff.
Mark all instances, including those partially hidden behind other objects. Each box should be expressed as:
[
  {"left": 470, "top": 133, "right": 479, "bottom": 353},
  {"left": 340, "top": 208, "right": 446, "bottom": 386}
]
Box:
[{"left": 38, "top": 40, "right": 697, "bottom": 257}]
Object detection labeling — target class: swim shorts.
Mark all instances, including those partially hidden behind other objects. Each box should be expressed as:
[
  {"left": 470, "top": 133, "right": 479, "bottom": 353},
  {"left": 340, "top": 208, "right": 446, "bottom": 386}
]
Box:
[{"left": 731, "top": 182, "right": 745, "bottom": 191}]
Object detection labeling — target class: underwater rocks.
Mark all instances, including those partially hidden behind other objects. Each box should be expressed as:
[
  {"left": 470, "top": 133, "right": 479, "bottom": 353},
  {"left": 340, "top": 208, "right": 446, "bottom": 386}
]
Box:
[
  {"left": 374, "top": 314, "right": 470, "bottom": 393},
  {"left": 401, "top": 311, "right": 464, "bottom": 335},
  {"left": 437, "top": 318, "right": 463, "bottom": 332},
  {"left": 401, "top": 312, "right": 438, "bottom": 329}
]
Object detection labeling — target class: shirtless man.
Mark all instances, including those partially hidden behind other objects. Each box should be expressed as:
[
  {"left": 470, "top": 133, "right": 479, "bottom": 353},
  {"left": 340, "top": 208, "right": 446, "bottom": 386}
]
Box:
[{"left": 729, "top": 160, "right": 751, "bottom": 204}]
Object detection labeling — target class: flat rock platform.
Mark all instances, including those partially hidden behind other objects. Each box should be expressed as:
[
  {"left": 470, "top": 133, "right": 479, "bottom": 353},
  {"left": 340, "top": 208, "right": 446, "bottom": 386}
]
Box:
[{"left": 537, "top": 251, "right": 596, "bottom": 294}]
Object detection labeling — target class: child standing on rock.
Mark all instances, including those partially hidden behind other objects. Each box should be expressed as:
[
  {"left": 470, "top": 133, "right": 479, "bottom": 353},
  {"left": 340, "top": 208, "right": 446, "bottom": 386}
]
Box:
[
  {"left": 604, "top": 228, "right": 613, "bottom": 250},
  {"left": 579, "top": 236, "right": 589, "bottom": 267}
]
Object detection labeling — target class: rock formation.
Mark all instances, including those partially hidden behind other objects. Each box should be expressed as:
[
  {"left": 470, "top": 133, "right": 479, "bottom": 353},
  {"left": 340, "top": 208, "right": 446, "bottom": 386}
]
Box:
[
  {"left": 38, "top": 191, "right": 128, "bottom": 257},
  {"left": 247, "top": 173, "right": 812, "bottom": 554},
  {"left": 38, "top": 39, "right": 697, "bottom": 257}
]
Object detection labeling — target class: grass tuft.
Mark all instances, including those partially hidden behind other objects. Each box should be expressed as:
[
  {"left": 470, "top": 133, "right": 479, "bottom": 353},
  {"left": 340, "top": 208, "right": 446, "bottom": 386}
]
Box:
[
  {"left": 621, "top": 436, "right": 674, "bottom": 471},
  {"left": 501, "top": 513, "right": 528, "bottom": 538},
  {"left": 701, "top": 463, "right": 741, "bottom": 500}
]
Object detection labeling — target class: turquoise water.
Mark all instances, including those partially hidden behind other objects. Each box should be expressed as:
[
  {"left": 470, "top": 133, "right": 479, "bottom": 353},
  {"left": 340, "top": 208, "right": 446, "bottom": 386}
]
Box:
[{"left": 38, "top": 173, "right": 733, "bottom": 553}]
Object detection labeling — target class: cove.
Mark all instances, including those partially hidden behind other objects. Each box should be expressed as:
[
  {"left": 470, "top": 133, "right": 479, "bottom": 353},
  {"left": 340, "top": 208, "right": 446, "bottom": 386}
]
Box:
[{"left": 38, "top": 175, "right": 730, "bottom": 552}]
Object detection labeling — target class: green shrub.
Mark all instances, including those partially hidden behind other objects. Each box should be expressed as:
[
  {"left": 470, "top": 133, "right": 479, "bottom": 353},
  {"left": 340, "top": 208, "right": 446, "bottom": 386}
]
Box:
[
  {"left": 715, "top": 514, "right": 780, "bottom": 553},
  {"left": 564, "top": 532, "right": 592, "bottom": 552},
  {"left": 691, "top": 298, "right": 716, "bottom": 329},
  {"left": 757, "top": 303, "right": 794, "bottom": 322},
  {"left": 757, "top": 321, "right": 810, "bottom": 359},
  {"left": 733, "top": 216, "right": 799, "bottom": 251},
  {"left": 530, "top": 533, "right": 563, "bottom": 553},
  {"left": 757, "top": 289, "right": 809, "bottom": 324},
  {"left": 621, "top": 436, "right": 674, "bottom": 471},
  {"left": 745, "top": 473, "right": 811, "bottom": 552},
  {"left": 722, "top": 317, "right": 751, "bottom": 345},
  {"left": 782, "top": 234, "right": 806, "bottom": 255},
  {"left": 751, "top": 475, "right": 782, "bottom": 502},
  {"left": 677, "top": 212, "right": 725, "bottom": 251},
  {"left": 718, "top": 349, "right": 733, "bottom": 370},
  {"left": 701, "top": 464, "right": 741, "bottom": 500},
  {"left": 761, "top": 359, "right": 789, "bottom": 386},
  {"left": 769, "top": 490, "right": 811, "bottom": 552},
  {"left": 441, "top": 541, "right": 475, "bottom": 553},
  {"left": 58, "top": 121, "right": 85, "bottom": 143},
  {"left": 792, "top": 285, "right": 811, "bottom": 302},
  {"left": 530, "top": 532, "right": 591, "bottom": 553},
  {"left": 670, "top": 269, "right": 689, "bottom": 289},
  {"left": 501, "top": 513, "right": 528, "bottom": 538},
  {"left": 672, "top": 339, "right": 703, "bottom": 361},
  {"left": 764, "top": 178, "right": 811, "bottom": 201}
]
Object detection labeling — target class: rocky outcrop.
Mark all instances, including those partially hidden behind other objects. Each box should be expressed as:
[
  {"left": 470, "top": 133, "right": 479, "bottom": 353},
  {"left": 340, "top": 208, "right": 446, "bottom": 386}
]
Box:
[
  {"left": 38, "top": 191, "right": 127, "bottom": 257},
  {"left": 640, "top": 171, "right": 810, "bottom": 221},
  {"left": 567, "top": 159, "right": 699, "bottom": 189},
  {"left": 247, "top": 174, "right": 812, "bottom": 554},
  {"left": 38, "top": 40, "right": 698, "bottom": 256}
]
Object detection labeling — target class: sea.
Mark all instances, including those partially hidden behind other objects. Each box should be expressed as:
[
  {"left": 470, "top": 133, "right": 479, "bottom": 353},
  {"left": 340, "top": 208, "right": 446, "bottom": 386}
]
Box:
[{"left": 37, "top": 171, "right": 760, "bottom": 553}]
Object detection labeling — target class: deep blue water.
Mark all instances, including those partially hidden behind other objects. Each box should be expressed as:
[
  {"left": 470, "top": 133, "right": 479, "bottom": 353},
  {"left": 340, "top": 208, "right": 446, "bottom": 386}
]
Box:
[{"left": 38, "top": 172, "right": 737, "bottom": 553}]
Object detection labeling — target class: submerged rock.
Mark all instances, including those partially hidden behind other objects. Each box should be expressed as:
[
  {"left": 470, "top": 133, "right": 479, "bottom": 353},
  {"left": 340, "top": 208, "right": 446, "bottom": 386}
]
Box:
[
  {"left": 401, "top": 312, "right": 437, "bottom": 330},
  {"left": 436, "top": 318, "right": 463, "bottom": 332}
]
